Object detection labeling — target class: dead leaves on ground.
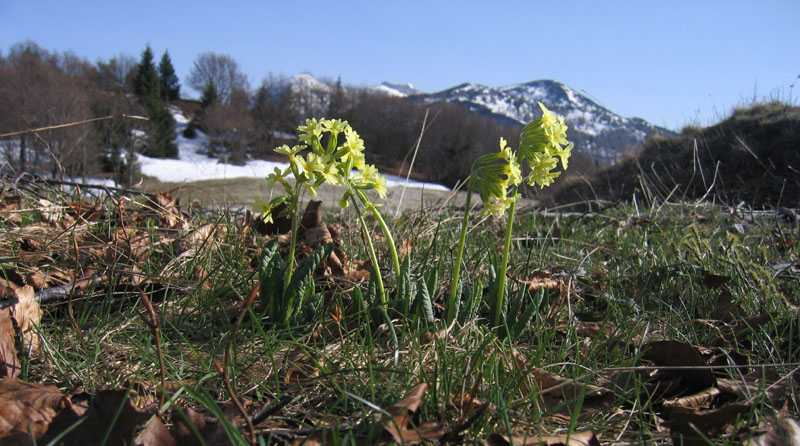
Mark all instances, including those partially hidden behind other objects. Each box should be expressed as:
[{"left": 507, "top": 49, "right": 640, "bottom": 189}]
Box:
[
  {"left": 0, "top": 378, "right": 235, "bottom": 446},
  {"left": 0, "top": 286, "right": 41, "bottom": 378}
]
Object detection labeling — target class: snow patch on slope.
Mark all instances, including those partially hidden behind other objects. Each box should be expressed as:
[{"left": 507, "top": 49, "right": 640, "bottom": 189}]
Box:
[{"left": 137, "top": 109, "right": 448, "bottom": 190}]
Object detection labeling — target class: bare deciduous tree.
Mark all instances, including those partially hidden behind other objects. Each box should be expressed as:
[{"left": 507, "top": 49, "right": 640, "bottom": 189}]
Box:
[
  {"left": 0, "top": 42, "right": 95, "bottom": 179},
  {"left": 185, "top": 52, "right": 249, "bottom": 103}
]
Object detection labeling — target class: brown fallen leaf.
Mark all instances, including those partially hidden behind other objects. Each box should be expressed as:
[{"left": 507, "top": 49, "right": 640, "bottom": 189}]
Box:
[
  {"left": 44, "top": 389, "right": 153, "bottom": 445},
  {"left": 512, "top": 270, "right": 561, "bottom": 291},
  {"left": 666, "top": 402, "right": 750, "bottom": 446},
  {"left": 172, "top": 407, "right": 229, "bottom": 446},
  {"left": 9, "top": 286, "right": 41, "bottom": 352},
  {"left": 139, "top": 416, "right": 177, "bottom": 446},
  {"left": 486, "top": 430, "right": 600, "bottom": 446},
  {"left": 0, "top": 195, "right": 22, "bottom": 224},
  {"left": 175, "top": 223, "right": 226, "bottom": 254},
  {"left": 297, "top": 200, "right": 345, "bottom": 277},
  {"left": 701, "top": 269, "right": 731, "bottom": 288},
  {"left": 662, "top": 387, "right": 720, "bottom": 410},
  {"left": 151, "top": 191, "right": 185, "bottom": 229},
  {"left": 381, "top": 383, "right": 444, "bottom": 445},
  {"left": 0, "top": 307, "right": 19, "bottom": 378},
  {"left": 0, "top": 377, "right": 70, "bottom": 441},
  {"left": 642, "top": 340, "right": 716, "bottom": 394},
  {"left": 745, "top": 416, "right": 800, "bottom": 446},
  {"left": 528, "top": 368, "right": 615, "bottom": 413},
  {"left": 717, "top": 368, "right": 793, "bottom": 407}
]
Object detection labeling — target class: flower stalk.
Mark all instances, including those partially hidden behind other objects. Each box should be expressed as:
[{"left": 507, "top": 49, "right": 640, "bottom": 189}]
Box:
[{"left": 447, "top": 102, "right": 573, "bottom": 330}]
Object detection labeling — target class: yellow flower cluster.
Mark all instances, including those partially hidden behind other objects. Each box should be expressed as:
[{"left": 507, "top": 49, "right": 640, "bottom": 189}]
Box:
[
  {"left": 471, "top": 137, "right": 523, "bottom": 217},
  {"left": 256, "top": 118, "right": 387, "bottom": 222},
  {"left": 471, "top": 102, "right": 572, "bottom": 217},
  {"left": 519, "top": 102, "right": 573, "bottom": 188}
]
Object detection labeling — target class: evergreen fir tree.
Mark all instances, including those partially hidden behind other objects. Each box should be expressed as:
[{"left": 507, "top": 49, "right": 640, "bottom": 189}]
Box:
[
  {"left": 134, "top": 45, "right": 177, "bottom": 158},
  {"left": 327, "top": 76, "right": 346, "bottom": 117},
  {"left": 134, "top": 46, "right": 160, "bottom": 101},
  {"left": 158, "top": 51, "right": 180, "bottom": 101},
  {"left": 200, "top": 80, "right": 220, "bottom": 109}
]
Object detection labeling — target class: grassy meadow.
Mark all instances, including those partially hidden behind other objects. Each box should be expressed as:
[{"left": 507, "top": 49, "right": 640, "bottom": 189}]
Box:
[
  {"left": 1, "top": 171, "right": 798, "bottom": 445},
  {"left": 1, "top": 102, "right": 800, "bottom": 445}
]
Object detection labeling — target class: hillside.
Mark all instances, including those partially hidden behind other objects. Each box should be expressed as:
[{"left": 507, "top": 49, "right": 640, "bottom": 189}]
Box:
[{"left": 540, "top": 101, "right": 800, "bottom": 209}]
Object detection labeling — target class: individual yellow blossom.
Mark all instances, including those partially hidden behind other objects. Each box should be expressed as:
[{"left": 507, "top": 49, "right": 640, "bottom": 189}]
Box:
[
  {"left": 266, "top": 166, "right": 291, "bottom": 193},
  {"left": 317, "top": 153, "right": 340, "bottom": 185},
  {"left": 555, "top": 141, "right": 574, "bottom": 170},
  {"left": 373, "top": 173, "right": 387, "bottom": 198},
  {"left": 295, "top": 152, "right": 326, "bottom": 180},
  {"left": 274, "top": 144, "right": 305, "bottom": 163},
  {"left": 323, "top": 118, "right": 347, "bottom": 136},
  {"left": 343, "top": 127, "right": 365, "bottom": 154},
  {"left": 298, "top": 118, "right": 323, "bottom": 145},
  {"left": 253, "top": 195, "right": 287, "bottom": 224}
]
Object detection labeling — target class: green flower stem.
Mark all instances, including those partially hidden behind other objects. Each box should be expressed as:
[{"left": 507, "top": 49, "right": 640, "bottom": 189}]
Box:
[
  {"left": 351, "top": 189, "right": 399, "bottom": 367},
  {"left": 447, "top": 185, "right": 473, "bottom": 325},
  {"left": 494, "top": 185, "right": 518, "bottom": 329},
  {"left": 356, "top": 189, "right": 401, "bottom": 282},
  {"left": 282, "top": 182, "right": 302, "bottom": 299},
  {"left": 348, "top": 188, "right": 387, "bottom": 308}
]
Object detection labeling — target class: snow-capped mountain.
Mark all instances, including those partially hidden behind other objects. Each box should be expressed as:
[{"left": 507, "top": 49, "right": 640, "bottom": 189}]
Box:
[
  {"left": 420, "top": 80, "right": 674, "bottom": 165},
  {"left": 291, "top": 74, "right": 672, "bottom": 165},
  {"left": 372, "top": 82, "right": 420, "bottom": 97},
  {"left": 290, "top": 73, "right": 331, "bottom": 116}
]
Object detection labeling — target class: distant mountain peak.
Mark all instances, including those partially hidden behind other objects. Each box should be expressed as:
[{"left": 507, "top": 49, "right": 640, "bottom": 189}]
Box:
[
  {"left": 291, "top": 73, "right": 330, "bottom": 92},
  {"left": 290, "top": 73, "right": 672, "bottom": 165},
  {"left": 372, "top": 81, "right": 420, "bottom": 97},
  {"left": 421, "top": 79, "right": 674, "bottom": 164}
]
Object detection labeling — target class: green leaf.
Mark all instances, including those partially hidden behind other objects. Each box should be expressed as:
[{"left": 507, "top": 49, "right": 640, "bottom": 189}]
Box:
[
  {"left": 395, "top": 256, "right": 412, "bottom": 316},
  {"left": 510, "top": 288, "right": 543, "bottom": 340},
  {"left": 365, "top": 265, "right": 379, "bottom": 306},
  {"left": 258, "top": 240, "right": 285, "bottom": 321},
  {"left": 414, "top": 278, "right": 435, "bottom": 324},
  {"left": 285, "top": 243, "right": 334, "bottom": 319},
  {"left": 460, "top": 280, "right": 483, "bottom": 324}
]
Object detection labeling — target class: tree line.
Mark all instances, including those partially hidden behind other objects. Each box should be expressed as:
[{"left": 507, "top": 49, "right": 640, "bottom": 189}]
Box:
[{"left": 0, "top": 40, "right": 557, "bottom": 188}]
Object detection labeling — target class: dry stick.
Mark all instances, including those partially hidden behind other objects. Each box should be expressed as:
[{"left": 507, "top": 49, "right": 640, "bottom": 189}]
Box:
[
  {"left": 137, "top": 290, "right": 167, "bottom": 415},
  {"left": 214, "top": 284, "right": 260, "bottom": 445},
  {"left": 394, "top": 108, "right": 430, "bottom": 218},
  {"left": 0, "top": 114, "right": 148, "bottom": 139}
]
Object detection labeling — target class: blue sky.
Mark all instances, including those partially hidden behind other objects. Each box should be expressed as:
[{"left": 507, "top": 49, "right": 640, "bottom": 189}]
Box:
[{"left": 1, "top": 0, "right": 797, "bottom": 130}]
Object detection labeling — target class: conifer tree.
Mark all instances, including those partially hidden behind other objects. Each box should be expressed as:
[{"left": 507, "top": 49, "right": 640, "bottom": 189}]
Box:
[
  {"left": 327, "top": 76, "right": 346, "bottom": 117},
  {"left": 158, "top": 51, "right": 180, "bottom": 101},
  {"left": 134, "top": 45, "right": 177, "bottom": 158},
  {"left": 134, "top": 46, "right": 160, "bottom": 101},
  {"left": 200, "top": 80, "right": 220, "bottom": 109}
]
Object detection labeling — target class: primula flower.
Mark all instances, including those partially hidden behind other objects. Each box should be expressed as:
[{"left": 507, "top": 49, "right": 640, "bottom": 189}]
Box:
[
  {"left": 253, "top": 195, "right": 287, "bottom": 224},
  {"left": 518, "top": 102, "right": 572, "bottom": 188},
  {"left": 323, "top": 118, "right": 347, "bottom": 136},
  {"left": 274, "top": 144, "right": 305, "bottom": 163},
  {"left": 298, "top": 118, "right": 323, "bottom": 145},
  {"left": 316, "top": 153, "right": 340, "bottom": 185},
  {"left": 267, "top": 166, "right": 292, "bottom": 193},
  {"left": 471, "top": 138, "right": 523, "bottom": 217}
]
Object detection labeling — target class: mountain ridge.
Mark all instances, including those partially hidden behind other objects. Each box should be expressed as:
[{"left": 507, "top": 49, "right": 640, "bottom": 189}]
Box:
[
  {"left": 289, "top": 74, "right": 674, "bottom": 165},
  {"left": 413, "top": 79, "right": 675, "bottom": 165}
]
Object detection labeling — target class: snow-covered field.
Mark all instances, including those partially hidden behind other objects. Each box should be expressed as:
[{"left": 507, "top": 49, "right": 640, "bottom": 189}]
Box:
[{"left": 137, "top": 110, "right": 449, "bottom": 191}]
